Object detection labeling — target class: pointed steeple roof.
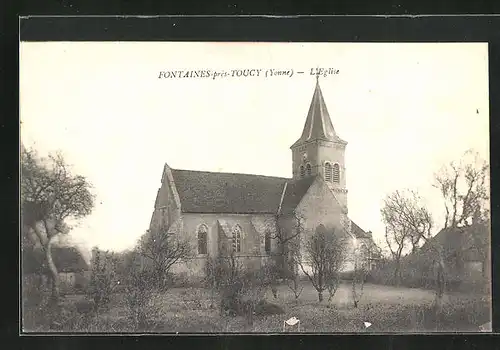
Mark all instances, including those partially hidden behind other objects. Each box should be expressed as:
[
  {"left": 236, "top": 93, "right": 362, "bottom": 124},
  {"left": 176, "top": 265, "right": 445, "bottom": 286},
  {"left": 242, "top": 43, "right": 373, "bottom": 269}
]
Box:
[{"left": 291, "top": 78, "right": 346, "bottom": 148}]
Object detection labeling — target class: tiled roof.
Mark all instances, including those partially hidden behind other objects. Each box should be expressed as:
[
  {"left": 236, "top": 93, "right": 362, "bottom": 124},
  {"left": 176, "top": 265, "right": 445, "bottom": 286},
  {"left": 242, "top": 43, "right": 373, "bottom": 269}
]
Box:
[
  {"left": 166, "top": 167, "right": 381, "bottom": 257},
  {"left": 171, "top": 169, "right": 289, "bottom": 214},
  {"left": 349, "top": 220, "right": 382, "bottom": 257},
  {"left": 279, "top": 177, "right": 316, "bottom": 215}
]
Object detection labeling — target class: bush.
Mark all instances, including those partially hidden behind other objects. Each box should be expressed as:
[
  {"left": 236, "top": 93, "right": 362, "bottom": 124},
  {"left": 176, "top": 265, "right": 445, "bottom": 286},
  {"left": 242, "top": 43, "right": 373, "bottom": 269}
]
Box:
[
  {"left": 254, "top": 300, "right": 285, "bottom": 316},
  {"left": 87, "top": 251, "right": 118, "bottom": 313},
  {"left": 124, "top": 268, "right": 162, "bottom": 331},
  {"left": 22, "top": 274, "right": 47, "bottom": 308},
  {"left": 172, "top": 271, "right": 190, "bottom": 288},
  {"left": 22, "top": 275, "right": 55, "bottom": 331},
  {"left": 367, "top": 259, "right": 491, "bottom": 296},
  {"left": 206, "top": 255, "right": 269, "bottom": 325}
]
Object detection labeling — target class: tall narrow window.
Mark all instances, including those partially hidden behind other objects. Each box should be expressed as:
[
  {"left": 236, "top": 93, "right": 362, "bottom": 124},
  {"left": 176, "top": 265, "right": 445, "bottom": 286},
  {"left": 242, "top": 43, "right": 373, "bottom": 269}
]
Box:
[
  {"left": 197, "top": 225, "right": 208, "bottom": 255},
  {"left": 299, "top": 165, "right": 305, "bottom": 178},
  {"left": 232, "top": 225, "right": 242, "bottom": 253},
  {"left": 265, "top": 231, "right": 271, "bottom": 254},
  {"left": 306, "top": 163, "right": 312, "bottom": 176},
  {"left": 324, "top": 162, "right": 333, "bottom": 182},
  {"left": 332, "top": 163, "right": 340, "bottom": 183}
]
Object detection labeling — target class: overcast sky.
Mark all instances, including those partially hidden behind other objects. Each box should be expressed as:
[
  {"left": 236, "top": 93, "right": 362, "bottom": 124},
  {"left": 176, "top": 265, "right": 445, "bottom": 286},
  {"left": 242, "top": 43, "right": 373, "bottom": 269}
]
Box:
[{"left": 20, "top": 42, "right": 490, "bottom": 252}]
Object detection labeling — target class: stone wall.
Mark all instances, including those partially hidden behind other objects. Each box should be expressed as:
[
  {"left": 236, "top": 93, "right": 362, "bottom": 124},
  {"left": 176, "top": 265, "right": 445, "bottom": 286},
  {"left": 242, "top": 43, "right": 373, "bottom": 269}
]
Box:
[{"left": 170, "top": 213, "right": 278, "bottom": 280}]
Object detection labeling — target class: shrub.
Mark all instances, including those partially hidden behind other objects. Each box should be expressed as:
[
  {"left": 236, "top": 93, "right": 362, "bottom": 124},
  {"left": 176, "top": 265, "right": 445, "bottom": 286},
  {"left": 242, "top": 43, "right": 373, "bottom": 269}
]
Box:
[
  {"left": 22, "top": 274, "right": 47, "bottom": 308},
  {"left": 74, "top": 299, "right": 95, "bottom": 315},
  {"left": 261, "top": 260, "right": 281, "bottom": 298},
  {"left": 22, "top": 275, "right": 60, "bottom": 332},
  {"left": 206, "top": 255, "right": 269, "bottom": 325},
  {"left": 124, "top": 267, "right": 162, "bottom": 331},
  {"left": 87, "top": 251, "right": 118, "bottom": 313},
  {"left": 172, "top": 271, "right": 190, "bottom": 288},
  {"left": 254, "top": 300, "right": 285, "bottom": 316}
]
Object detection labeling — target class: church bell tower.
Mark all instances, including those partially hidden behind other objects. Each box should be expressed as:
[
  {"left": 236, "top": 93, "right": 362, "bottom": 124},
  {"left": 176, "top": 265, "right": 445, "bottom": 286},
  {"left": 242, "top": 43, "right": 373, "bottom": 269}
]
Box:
[{"left": 290, "top": 78, "right": 348, "bottom": 211}]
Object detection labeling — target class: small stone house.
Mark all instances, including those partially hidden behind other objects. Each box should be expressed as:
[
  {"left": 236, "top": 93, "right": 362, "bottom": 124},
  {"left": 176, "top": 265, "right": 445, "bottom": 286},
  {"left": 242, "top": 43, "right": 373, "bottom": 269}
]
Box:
[{"left": 23, "top": 246, "right": 90, "bottom": 294}]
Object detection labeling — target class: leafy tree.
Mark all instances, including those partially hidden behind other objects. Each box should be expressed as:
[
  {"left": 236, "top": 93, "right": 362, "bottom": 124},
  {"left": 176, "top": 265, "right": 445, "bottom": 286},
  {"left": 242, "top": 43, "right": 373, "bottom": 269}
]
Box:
[{"left": 21, "top": 147, "right": 94, "bottom": 302}]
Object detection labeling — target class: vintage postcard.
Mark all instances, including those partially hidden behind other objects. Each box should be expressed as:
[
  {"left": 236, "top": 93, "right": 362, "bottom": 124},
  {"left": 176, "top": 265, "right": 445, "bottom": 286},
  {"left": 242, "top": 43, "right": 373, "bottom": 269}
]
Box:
[{"left": 20, "top": 41, "right": 491, "bottom": 333}]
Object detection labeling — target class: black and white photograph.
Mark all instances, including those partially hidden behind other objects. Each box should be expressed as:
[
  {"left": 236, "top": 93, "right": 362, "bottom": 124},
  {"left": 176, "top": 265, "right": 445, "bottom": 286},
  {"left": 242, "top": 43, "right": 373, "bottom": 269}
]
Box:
[{"left": 20, "top": 42, "right": 491, "bottom": 333}]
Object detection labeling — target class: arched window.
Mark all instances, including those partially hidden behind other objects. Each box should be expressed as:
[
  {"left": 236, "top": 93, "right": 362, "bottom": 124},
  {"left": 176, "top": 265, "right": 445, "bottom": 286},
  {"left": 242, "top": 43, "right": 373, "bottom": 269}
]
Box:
[
  {"left": 232, "top": 225, "right": 242, "bottom": 253},
  {"left": 299, "top": 165, "right": 305, "bottom": 178},
  {"left": 332, "top": 163, "right": 340, "bottom": 183},
  {"left": 265, "top": 231, "right": 271, "bottom": 254},
  {"left": 306, "top": 163, "right": 312, "bottom": 176},
  {"left": 197, "top": 225, "right": 208, "bottom": 255},
  {"left": 324, "top": 162, "right": 333, "bottom": 182}
]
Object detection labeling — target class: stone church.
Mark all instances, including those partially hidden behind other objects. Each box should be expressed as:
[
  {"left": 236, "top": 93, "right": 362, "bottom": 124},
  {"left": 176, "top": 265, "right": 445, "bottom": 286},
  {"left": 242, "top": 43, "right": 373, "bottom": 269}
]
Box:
[{"left": 149, "top": 80, "right": 381, "bottom": 279}]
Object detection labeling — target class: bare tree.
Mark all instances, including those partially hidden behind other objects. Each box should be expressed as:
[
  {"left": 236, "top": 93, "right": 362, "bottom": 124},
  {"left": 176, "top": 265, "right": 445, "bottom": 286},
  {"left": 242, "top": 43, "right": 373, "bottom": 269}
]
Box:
[
  {"left": 381, "top": 190, "right": 433, "bottom": 285},
  {"left": 21, "top": 147, "right": 95, "bottom": 302},
  {"left": 269, "top": 212, "right": 305, "bottom": 278},
  {"left": 299, "top": 225, "right": 348, "bottom": 303},
  {"left": 137, "top": 229, "right": 192, "bottom": 291},
  {"left": 261, "top": 212, "right": 306, "bottom": 299},
  {"left": 434, "top": 150, "right": 489, "bottom": 229},
  {"left": 381, "top": 189, "right": 451, "bottom": 315},
  {"left": 431, "top": 150, "right": 489, "bottom": 314},
  {"left": 325, "top": 237, "right": 347, "bottom": 303},
  {"left": 351, "top": 240, "right": 368, "bottom": 308},
  {"left": 285, "top": 234, "right": 304, "bottom": 302}
]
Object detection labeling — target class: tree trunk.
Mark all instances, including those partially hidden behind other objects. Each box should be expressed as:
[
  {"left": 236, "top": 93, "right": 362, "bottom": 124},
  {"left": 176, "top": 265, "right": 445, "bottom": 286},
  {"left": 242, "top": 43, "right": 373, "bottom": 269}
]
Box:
[
  {"left": 46, "top": 235, "right": 60, "bottom": 303},
  {"left": 318, "top": 291, "right": 323, "bottom": 302},
  {"left": 434, "top": 255, "right": 445, "bottom": 315},
  {"left": 393, "top": 262, "right": 401, "bottom": 286}
]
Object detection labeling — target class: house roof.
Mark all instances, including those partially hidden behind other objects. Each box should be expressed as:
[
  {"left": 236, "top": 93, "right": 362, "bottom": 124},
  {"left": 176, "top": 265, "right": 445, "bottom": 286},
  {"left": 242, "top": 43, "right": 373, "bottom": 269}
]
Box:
[
  {"left": 420, "top": 223, "right": 490, "bottom": 262},
  {"left": 171, "top": 169, "right": 289, "bottom": 214},
  {"left": 23, "top": 246, "right": 90, "bottom": 274},
  {"left": 291, "top": 79, "right": 346, "bottom": 148}
]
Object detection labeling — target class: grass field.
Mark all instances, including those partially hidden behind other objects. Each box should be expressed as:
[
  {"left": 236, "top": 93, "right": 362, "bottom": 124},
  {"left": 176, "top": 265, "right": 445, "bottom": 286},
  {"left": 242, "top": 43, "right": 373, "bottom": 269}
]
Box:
[{"left": 53, "top": 281, "right": 491, "bottom": 333}]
